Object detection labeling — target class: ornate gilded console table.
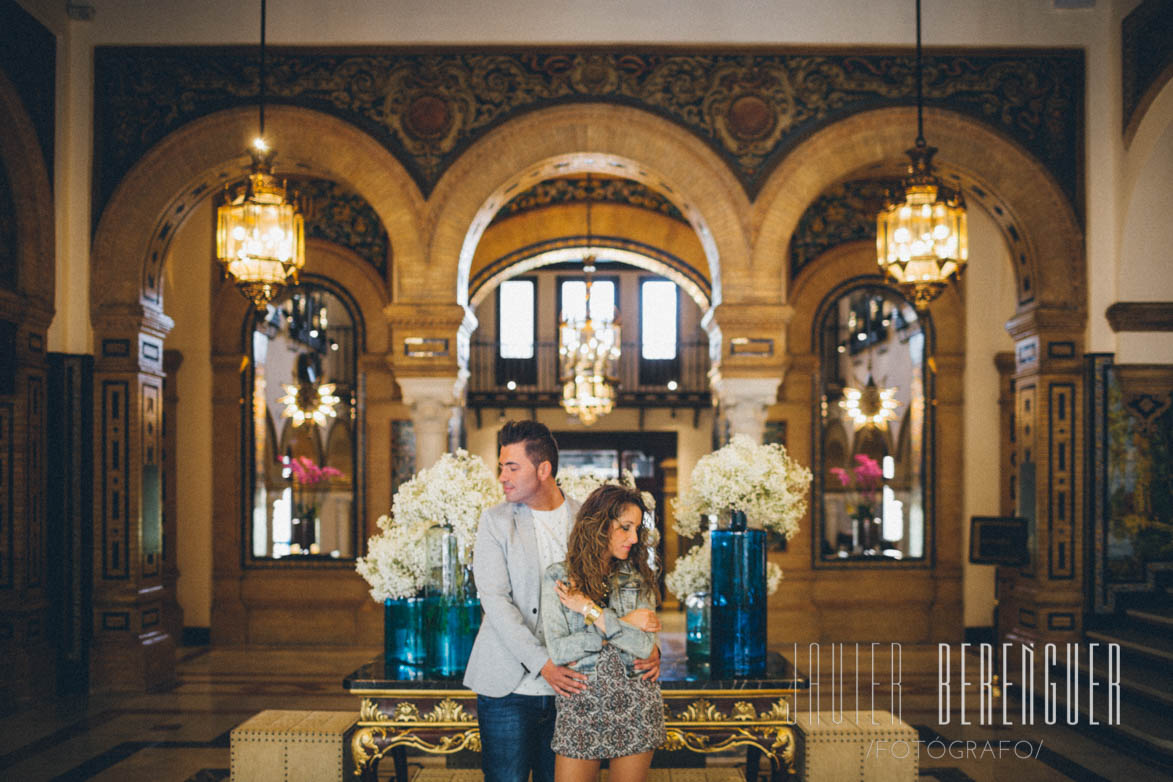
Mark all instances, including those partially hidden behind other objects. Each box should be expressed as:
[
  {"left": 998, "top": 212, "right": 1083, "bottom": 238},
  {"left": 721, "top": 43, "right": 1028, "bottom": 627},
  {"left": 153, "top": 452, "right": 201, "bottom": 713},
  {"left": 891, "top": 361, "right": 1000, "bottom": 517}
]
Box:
[{"left": 344, "top": 641, "right": 807, "bottom": 782}]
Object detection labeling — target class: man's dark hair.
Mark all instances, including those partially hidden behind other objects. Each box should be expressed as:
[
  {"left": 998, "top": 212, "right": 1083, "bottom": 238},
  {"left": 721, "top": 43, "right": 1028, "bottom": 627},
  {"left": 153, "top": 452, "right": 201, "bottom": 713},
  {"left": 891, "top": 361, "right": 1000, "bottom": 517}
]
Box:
[{"left": 497, "top": 420, "right": 559, "bottom": 478}]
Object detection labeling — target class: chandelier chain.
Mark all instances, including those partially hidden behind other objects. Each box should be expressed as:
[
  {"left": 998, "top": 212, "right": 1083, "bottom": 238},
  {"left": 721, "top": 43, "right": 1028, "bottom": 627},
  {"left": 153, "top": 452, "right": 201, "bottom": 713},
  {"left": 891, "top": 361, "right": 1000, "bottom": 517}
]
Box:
[
  {"left": 915, "top": 0, "right": 923, "bottom": 147},
  {"left": 259, "top": 0, "right": 267, "bottom": 138}
]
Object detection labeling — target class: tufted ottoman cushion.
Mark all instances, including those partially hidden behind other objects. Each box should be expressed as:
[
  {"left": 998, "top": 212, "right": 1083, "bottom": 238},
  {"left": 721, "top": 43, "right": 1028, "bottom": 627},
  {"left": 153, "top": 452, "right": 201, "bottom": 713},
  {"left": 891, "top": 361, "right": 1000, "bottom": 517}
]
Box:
[
  {"left": 230, "top": 710, "right": 356, "bottom": 782},
  {"left": 795, "top": 709, "right": 918, "bottom": 781}
]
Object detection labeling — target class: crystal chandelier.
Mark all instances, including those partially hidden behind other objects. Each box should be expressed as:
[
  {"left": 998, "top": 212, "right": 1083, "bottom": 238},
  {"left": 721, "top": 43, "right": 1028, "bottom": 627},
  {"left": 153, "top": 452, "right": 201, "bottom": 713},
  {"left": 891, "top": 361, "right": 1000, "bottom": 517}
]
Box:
[
  {"left": 216, "top": 0, "right": 305, "bottom": 308},
  {"left": 840, "top": 376, "right": 900, "bottom": 430},
  {"left": 559, "top": 180, "right": 621, "bottom": 426},
  {"left": 876, "top": 0, "right": 968, "bottom": 310}
]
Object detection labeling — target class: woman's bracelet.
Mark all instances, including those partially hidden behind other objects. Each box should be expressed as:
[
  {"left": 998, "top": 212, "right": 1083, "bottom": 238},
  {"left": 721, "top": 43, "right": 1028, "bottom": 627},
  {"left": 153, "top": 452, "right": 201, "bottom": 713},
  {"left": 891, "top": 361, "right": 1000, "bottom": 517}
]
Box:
[{"left": 582, "top": 603, "right": 602, "bottom": 625}]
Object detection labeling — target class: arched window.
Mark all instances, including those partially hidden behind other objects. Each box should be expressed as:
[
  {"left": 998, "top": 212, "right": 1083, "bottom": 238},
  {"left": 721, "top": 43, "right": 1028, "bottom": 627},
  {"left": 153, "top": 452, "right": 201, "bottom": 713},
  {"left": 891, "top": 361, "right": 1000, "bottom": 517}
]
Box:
[
  {"left": 814, "top": 282, "right": 933, "bottom": 563},
  {"left": 244, "top": 279, "right": 361, "bottom": 562}
]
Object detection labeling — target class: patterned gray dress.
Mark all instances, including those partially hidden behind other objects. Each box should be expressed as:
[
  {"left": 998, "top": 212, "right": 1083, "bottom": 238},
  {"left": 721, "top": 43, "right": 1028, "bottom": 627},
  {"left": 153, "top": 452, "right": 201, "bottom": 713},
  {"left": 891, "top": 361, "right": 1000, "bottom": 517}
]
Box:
[{"left": 550, "top": 644, "right": 666, "bottom": 759}]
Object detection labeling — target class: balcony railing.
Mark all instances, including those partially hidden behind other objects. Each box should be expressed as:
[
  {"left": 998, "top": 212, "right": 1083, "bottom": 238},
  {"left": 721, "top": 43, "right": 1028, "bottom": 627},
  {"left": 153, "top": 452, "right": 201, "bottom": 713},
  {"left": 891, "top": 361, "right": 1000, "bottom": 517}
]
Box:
[{"left": 467, "top": 340, "right": 712, "bottom": 408}]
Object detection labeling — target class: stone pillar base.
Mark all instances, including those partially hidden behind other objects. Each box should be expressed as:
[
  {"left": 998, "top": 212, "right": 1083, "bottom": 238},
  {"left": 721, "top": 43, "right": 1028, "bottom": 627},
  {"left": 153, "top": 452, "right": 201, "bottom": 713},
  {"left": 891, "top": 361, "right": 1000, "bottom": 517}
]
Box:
[
  {"left": 0, "top": 605, "right": 54, "bottom": 710},
  {"left": 90, "top": 628, "right": 176, "bottom": 693}
]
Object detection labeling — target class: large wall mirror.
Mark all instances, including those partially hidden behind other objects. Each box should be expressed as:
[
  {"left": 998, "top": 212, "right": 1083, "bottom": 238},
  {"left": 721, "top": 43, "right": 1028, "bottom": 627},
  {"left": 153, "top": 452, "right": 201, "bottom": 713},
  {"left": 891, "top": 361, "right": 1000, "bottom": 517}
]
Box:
[
  {"left": 244, "top": 279, "right": 361, "bottom": 562},
  {"left": 814, "top": 282, "right": 933, "bottom": 564}
]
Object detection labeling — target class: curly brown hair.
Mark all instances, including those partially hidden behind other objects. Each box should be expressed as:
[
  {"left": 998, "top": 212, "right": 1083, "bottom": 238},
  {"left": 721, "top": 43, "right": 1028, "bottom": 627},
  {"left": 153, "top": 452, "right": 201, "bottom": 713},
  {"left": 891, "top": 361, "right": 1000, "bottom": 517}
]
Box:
[{"left": 565, "top": 484, "right": 659, "bottom": 607}]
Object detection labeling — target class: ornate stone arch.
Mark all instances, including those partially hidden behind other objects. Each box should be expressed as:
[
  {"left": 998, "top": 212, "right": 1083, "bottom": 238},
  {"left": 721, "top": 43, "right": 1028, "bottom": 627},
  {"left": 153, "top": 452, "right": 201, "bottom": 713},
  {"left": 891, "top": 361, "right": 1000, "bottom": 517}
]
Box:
[
  {"left": 753, "top": 106, "right": 1084, "bottom": 315},
  {"left": 0, "top": 69, "right": 54, "bottom": 308},
  {"left": 0, "top": 65, "right": 55, "bottom": 704},
  {"left": 87, "top": 106, "right": 416, "bottom": 656},
  {"left": 426, "top": 103, "right": 752, "bottom": 313},
  {"left": 91, "top": 104, "right": 425, "bottom": 316},
  {"left": 209, "top": 240, "right": 392, "bottom": 644}
]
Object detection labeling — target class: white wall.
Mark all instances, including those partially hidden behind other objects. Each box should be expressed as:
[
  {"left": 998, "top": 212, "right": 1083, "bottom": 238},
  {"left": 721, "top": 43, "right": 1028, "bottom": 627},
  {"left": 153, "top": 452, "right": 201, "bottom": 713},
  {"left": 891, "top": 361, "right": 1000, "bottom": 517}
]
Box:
[
  {"left": 962, "top": 206, "right": 1018, "bottom": 627},
  {"left": 1117, "top": 99, "right": 1173, "bottom": 364},
  {"left": 161, "top": 199, "right": 216, "bottom": 628}
]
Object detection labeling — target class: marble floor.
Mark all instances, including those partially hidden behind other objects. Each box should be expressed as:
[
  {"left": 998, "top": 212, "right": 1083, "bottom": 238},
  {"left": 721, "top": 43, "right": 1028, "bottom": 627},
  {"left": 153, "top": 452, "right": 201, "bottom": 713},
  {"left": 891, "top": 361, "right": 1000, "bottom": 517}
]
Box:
[{"left": 0, "top": 633, "right": 1167, "bottom": 782}]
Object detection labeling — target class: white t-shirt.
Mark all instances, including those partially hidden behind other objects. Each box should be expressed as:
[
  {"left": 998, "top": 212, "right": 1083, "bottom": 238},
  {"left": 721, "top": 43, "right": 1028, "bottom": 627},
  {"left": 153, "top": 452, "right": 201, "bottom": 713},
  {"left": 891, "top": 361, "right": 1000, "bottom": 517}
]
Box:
[{"left": 512, "top": 499, "right": 572, "bottom": 696}]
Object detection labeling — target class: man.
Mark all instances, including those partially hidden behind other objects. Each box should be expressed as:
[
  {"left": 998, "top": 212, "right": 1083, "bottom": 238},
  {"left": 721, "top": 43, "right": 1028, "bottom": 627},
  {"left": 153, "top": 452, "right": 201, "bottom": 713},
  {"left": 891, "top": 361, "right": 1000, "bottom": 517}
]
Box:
[{"left": 464, "top": 420, "right": 660, "bottom": 782}]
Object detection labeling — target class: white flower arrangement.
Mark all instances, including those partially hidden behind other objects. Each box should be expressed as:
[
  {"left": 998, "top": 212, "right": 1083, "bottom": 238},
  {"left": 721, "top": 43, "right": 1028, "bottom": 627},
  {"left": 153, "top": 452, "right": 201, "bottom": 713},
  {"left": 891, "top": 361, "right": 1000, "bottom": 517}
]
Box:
[
  {"left": 664, "top": 535, "right": 711, "bottom": 600},
  {"left": 664, "top": 534, "right": 784, "bottom": 601},
  {"left": 356, "top": 450, "right": 502, "bottom": 602},
  {"left": 671, "top": 434, "right": 812, "bottom": 539},
  {"left": 389, "top": 449, "right": 503, "bottom": 562},
  {"left": 557, "top": 469, "right": 656, "bottom": 512},
  {"left": 355, "top": 514, "right": 430, "bottom": 601}
]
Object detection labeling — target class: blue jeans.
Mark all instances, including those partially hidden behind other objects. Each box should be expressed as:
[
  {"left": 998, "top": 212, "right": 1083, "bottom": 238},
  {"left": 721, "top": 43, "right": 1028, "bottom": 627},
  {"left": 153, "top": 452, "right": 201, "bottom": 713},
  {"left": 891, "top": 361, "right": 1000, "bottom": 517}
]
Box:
[{"left": 477, "top": 692, "right": 556, "bottom": 782}]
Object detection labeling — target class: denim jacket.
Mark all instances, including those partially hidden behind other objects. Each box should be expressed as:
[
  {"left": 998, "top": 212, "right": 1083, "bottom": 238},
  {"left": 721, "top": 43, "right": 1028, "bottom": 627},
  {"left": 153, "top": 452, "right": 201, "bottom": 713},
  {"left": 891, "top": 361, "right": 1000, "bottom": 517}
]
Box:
[{"left": 540, "top": 560, "right": 657, "bottom": 677}]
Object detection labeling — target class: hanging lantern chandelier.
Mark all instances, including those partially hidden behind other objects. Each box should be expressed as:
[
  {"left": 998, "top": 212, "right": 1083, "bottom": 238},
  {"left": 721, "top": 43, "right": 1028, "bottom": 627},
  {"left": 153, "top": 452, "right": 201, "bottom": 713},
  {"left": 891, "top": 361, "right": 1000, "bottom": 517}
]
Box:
[
  {"left": 559, "top": 178, "right": 621, "bottom": 426},
  {"left": 216, "top": 0, "right": 305, "bottom": 309},
  {"left": 876, "top": 0, "right": 968, "bottom": 310}
]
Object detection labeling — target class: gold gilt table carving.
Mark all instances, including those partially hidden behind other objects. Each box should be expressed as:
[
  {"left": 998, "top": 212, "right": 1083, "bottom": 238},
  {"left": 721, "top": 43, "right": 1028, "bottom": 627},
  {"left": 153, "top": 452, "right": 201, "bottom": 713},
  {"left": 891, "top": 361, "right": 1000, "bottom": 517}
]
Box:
[{"left": 344, "top": 644, "right": 807, "bottom": 782}]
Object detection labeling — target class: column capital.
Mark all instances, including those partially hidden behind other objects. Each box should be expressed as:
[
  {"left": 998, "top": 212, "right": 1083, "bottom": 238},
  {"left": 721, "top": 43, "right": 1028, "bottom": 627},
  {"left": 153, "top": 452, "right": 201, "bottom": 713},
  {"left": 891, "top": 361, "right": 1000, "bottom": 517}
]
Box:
[
  {"left": 1004, "top": 305, "right": 1085, "bottom": 377},
  {"left": 396, "top": 374, "right": 467, "bottom": 469},
  {"left": 710, "top": 372, "right": 782, "bottom": 442}
]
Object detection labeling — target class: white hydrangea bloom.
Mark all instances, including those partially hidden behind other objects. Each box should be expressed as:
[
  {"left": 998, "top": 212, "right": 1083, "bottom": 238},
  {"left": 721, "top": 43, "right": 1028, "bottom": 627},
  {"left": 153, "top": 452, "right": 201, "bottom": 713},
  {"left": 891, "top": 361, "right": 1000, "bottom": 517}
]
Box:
[
  {"left": 664, "top": 535, "right": 711, "bottom": 601},
  {"left": 389, "top": 449, "right": 503, "bottom": 562},
  {"left": 557, "top": 469, "right": 655, "bottom": 512},
  {"left": 355, "top": 515, "right": 431, "bottom": 601},
  {"left": 671, "top": 435, "right": 811, "bottom": 539},
  {"left": 356, "top": 450, "right": 502, "bottom": 602}
]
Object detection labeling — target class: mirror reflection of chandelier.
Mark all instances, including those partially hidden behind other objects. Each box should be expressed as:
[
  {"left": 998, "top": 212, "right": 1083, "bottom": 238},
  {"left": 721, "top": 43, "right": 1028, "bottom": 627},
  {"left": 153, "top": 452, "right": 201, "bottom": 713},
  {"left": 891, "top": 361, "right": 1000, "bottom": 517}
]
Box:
[
  {"left": 215, "top": 0, "right": 305, "bottom": 308},
  {"left": 875, "top": 0, "right": 967, "bottom": 310},
  {"left": 280, "top": 380, "right": 340, "bottom": 429},
  {"left": 559, "top": 178, "right": 621, "bottom": 425},
  {"left": 279, "top": 352, "right": 340, "bottom": 428},
  {"left": 840, "top": 376, "right": 900, "bottom": 430}
]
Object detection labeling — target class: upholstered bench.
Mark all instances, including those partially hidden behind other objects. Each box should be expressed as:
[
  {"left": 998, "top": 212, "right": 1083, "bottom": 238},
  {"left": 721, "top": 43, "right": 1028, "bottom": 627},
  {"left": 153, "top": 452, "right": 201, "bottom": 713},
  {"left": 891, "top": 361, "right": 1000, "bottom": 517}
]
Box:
[
  {"left": 795, "top": 709, "right": 918, "bottom": 781},
  {"left": 230, "top": 710, "right": 356, "bottom": 781}
]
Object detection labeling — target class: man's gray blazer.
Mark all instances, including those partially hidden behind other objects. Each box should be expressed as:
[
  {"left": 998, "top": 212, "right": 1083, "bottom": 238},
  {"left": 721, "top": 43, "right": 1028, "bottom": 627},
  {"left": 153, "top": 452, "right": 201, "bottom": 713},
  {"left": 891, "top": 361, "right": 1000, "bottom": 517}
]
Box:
[{"left": 463, "top": 497, "right": 581, "bottom": 697}]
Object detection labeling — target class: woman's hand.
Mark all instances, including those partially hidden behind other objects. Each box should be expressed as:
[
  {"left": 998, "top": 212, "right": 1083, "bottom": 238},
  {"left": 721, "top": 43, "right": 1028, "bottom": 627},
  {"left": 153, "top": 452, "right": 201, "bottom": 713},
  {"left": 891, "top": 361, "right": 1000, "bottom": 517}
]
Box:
[
  {"left": 554, "top": 580, "right": 593, "bottom": 615},
  {"left": 621, "top": 608, "right": 661, "bottom": 632}
]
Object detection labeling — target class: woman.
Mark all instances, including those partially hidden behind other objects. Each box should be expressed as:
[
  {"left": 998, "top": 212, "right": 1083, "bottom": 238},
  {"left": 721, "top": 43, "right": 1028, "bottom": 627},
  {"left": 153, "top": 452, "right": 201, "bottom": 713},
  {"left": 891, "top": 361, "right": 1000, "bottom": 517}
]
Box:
[{"left": 541, "top": 484, "right": 665, "bottom": 782}]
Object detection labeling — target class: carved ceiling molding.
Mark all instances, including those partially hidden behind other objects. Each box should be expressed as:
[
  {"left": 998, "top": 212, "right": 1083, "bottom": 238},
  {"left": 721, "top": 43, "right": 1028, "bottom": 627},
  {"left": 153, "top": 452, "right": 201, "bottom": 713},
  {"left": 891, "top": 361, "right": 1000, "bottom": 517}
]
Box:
[{"left": 94, "top": 47, "right": 1084, "bottom": 221}]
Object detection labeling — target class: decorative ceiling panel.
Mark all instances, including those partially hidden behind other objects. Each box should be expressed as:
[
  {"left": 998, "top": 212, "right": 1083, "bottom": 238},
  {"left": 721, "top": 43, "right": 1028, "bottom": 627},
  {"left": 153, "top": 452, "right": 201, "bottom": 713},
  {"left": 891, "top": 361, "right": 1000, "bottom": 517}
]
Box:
[{"left": 93, "top": 47, "right": 1084, "bottom": 227}]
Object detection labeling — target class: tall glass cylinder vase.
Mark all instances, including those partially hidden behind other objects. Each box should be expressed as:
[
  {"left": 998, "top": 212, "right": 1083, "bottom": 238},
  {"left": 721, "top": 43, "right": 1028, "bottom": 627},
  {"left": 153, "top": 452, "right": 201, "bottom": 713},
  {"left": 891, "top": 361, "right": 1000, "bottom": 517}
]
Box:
[
  {"left": 423, "top": 524, "right": 478, "bottom": 678},
  {"left": 710, "top": 510, "right": 767, "bottom": 678},
  {"left": 684, "top": 591, "right": 711, "bottom": 676},
  {"left": 384, "top": 596, "right": 424, "bottom": 666}
]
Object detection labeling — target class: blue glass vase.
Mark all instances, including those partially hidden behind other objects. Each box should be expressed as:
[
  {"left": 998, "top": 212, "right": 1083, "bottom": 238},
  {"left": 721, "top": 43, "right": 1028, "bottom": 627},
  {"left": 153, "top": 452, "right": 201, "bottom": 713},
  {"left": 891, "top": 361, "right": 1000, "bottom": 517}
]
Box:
[
  {"left": 423, "top": 590, "right": 481, "bottom": 678},
  {"left": 384, "top": 596, "right": 424, "bottom": 666},
  {"left": 710, "top": 512, "right": 767, "bottom": 678},
  {"left": 423, "top": 524, "right": 482, "bottom": 678}
]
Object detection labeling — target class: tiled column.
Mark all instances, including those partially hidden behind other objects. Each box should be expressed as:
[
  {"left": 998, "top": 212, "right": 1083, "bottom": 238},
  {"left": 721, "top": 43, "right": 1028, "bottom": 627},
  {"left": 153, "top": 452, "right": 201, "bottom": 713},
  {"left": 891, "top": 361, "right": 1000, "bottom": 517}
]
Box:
[
  {"left": 0, "top": 301, "right": 53, "bottom": 709},
  {"left": 161, "top": 350, "right": 184, "bottom": 644},
  {"left": 1002, "top": 307, "right": 1086, "bottom": 648},
  {"left": 89, "top": 305, "right": 177, "bottom": 691}
]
